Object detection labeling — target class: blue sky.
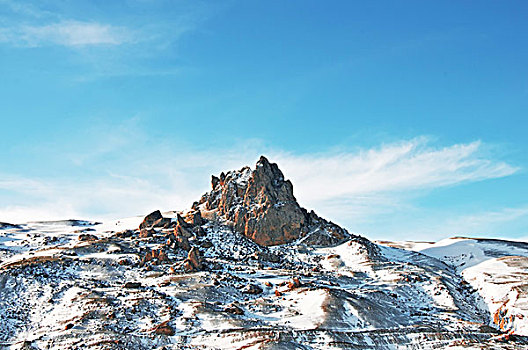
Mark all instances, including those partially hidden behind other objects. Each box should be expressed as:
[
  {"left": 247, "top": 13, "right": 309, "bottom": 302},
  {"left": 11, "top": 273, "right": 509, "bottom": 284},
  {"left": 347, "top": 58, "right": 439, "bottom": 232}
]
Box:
[{"left": 1, "top": 0, "right": 527, "bottom": 241}]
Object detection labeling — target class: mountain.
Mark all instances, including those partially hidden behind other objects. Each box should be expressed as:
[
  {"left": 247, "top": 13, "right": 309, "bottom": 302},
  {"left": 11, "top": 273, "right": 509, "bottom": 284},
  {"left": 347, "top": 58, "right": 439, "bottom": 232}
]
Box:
[
  {"left": 0, "top": 157, "right": 527, "bottom": 349},
  {"left": 380, "top": 237, "right": 528, "bottom": 337}
]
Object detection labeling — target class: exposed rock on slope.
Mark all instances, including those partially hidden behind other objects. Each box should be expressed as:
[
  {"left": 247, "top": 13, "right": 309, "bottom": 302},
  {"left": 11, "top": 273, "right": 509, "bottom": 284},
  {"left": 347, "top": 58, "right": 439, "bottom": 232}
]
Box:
[
  {"left": 1, "top": 157, "right": 527, "bottom": 349},
  {"left": 198, "top": 156, "right": 349, "bottom": 246}
]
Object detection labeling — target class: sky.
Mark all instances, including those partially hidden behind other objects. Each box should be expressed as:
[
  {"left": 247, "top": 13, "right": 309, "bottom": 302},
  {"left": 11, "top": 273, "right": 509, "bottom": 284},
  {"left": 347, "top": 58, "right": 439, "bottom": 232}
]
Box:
[{"left": 0, "top": 0, "right": 527, "bottom": 241}]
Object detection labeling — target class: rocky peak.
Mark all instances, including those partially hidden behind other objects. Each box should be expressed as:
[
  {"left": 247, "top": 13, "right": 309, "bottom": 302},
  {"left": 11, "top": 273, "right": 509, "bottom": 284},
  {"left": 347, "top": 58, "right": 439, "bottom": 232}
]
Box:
[{"left": 199, "top": 156, "right": 350, "bottom": 247}]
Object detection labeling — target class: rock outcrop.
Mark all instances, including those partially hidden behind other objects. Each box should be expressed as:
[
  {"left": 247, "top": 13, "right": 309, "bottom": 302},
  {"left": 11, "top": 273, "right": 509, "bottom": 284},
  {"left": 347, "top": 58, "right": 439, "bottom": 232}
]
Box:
[
  {"left": 139, "top": 210, "right": 163, "bottom": 229},
  {"left": 139, "top": 210, "right": 175, "bottom": 229},
  {"left": 198, "top": 156, "right": 350, "bottom": 246},
  {"left": 182, "top": 247, "right": 203, "bottom": 272}
]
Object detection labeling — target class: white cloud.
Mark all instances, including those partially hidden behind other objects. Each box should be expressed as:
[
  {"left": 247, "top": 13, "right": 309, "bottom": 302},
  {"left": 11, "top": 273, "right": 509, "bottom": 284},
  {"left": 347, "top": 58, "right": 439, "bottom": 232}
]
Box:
[
  {"left": 1, "top": 20, "right": 132, "bottom": 47},
  {"left": 272, "top": 138, "right": 518, "bottom": 206},
  {"left": 0, "top": 136, "right": 520, "bottom": 234}
]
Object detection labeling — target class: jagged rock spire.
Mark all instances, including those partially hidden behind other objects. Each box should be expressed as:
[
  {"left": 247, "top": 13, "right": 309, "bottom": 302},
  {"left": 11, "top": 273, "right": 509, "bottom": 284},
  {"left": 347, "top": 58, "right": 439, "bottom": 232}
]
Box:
[{"left": 199, "top": 156, "right": 349, "bottom": 246}]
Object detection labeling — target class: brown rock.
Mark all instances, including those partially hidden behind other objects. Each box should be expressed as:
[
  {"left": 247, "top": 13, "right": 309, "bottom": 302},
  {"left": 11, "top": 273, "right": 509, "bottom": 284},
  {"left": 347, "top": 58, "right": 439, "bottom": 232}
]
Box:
[
  {"left": 223, "top": 303, "right": 244, "bottom": 315},
  {"left": 183, "top": 247, "right": 203, "bottom": 272},
  {"left": 158, "top": 250, "right": 169, "bottom": 262},
  {"left": 174, "top": 223, "right": 193, "bottom": 239},
  {"left": 139, "top": 228, "right": 154, "bottom": 238},
  {"left": 201, "top": 156, "right": 350, "bottom": 246},
  {"left": 241, "top": 283, "right": 263, "bottom": 294},
  {"left": 142, "top": 250, "right": 153, "bottom": 265},
  {"left": 139, "top": 210, "right": 163, "bottom": 229},
  {"left": 153, "top": 321, "right": 175, "bottom": 336},
  {"left": 153, "top": 217, "right": 175, "bottom": 228},
  {"left": 287, "top": 277, "right": 301, "bottom": 289},
  {"left": 78, "top": 233, "right": 98, "bottom": 241}
]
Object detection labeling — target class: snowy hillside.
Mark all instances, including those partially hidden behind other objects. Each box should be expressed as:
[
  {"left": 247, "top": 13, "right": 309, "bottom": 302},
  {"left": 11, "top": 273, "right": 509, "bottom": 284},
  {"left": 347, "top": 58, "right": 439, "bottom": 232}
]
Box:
[
  {"left": 1, "top": 158, "right": 527, "bottom": 349},
  {"left": 381, "top": 237, "right": 528, "bottom": 337}
]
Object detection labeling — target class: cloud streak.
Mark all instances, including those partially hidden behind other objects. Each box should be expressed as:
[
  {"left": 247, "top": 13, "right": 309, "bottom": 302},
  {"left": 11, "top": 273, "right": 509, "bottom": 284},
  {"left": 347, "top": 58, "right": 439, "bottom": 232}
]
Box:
[
  {"left": 272, "top": 138, "right": 518, "bottom": 206},
  {"left": 0, "top": 136, "right": 521, "bottom": 237},
  {"left": 0, "top": 20, "right": 133, "bottom": 47}
]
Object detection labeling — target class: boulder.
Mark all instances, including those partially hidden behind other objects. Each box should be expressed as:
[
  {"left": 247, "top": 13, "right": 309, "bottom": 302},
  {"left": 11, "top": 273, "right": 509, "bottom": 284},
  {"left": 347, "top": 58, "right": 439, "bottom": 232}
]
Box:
[
  {"left": 167, "top": 231, "right": 191, "bottom": 251},
  {"left": 139, "top": 228, "right": 154, "bottom": 238},
  {"left": 183, "top": 247, "right": 203, "bottom": 272},
  {"left": 174, "top": 223, "right": 193, "bottom": 239},
  {"left": 241, "top": 283, "right": 263, "bottom": 294},
  {"left": 223, "top": 303, "right": 244, "bottom": 315},
  {"left": 139, "top": 210, "right": 163, "bottom": 229},
  {"left": 123, "top": 282, "right": 142, "bottom": 289},
  {"left": 153, "top": 217, "right": 175, "bottom": 228},
  {"left": 153, "top": 321, "right": 175, "bottom": 336},
  {"left": 78, "top": 233, "right": 98, "bottom": 241}
]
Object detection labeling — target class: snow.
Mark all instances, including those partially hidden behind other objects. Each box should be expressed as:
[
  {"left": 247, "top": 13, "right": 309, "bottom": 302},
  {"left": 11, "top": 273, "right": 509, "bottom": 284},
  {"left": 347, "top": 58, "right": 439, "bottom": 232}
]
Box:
[
  {"left": 383, "top": 237, "right": 528, "bottom": 336},
  {"left": 2, "top": 218, "right": 527, "bottom": 348}
]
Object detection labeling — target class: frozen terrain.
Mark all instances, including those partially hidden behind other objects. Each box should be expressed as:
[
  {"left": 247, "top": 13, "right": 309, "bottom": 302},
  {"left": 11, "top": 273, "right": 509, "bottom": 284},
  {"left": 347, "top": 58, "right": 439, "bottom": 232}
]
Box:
[
  {"left": 1, "top": 157, "right": 527, "bottom": 349},
  {"left": 381, "top": 237, "right": 528, "bottom": 338}
]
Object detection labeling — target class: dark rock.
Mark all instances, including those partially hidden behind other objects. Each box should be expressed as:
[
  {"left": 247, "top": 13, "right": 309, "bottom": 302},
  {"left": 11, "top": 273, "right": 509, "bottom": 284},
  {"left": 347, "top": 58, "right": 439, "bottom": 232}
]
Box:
[
  {"left": 0, "top": 222, "right": 22, "bottom": 229},
  {"left": 167, "top": 231, "right": 191, "bottom": 251},
  {"left": 174, "top": 223, "right": 193, "bottom": 239},
  {"left": 78, "top": 233, "right": 98, "bottom": 241},
  {"left": 241, "top": 283, "right": 263, "bottom": 294},
  {"left": 153, "top": 217, "right": 175, "bottom": 228},
  {"left": 193, "top": 226, "right": 206, "bottom": 237},
  {"left": 200, "top": 240, "right": 213, "bottom": 248},
  {"left": 115, "top": 229, "right": 134, "bottom": 238},
  {"left": 175, "top": 214, "right": 191, "bottom": 229},
  {"left": 139, "top": 210, "right": 163, "bottom": 229},
  {"left": 190, "top": 211, "right": 204, "bottom": 226},
  {"left": 223, "top": 303, "right": 244, "bottom": 315},
  {"left": 123, "top": 282, "right": 142, "bottom": 289}
]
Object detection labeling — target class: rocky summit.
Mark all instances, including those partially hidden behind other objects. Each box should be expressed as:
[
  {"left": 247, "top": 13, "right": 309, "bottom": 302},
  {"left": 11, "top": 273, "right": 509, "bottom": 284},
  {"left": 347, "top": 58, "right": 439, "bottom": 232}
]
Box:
[
  {"left": 0, "top": 157, "right": 527, "bottom": 349},
  {"left": 198, "top": 156, "right": 350, "bottom": 246}
]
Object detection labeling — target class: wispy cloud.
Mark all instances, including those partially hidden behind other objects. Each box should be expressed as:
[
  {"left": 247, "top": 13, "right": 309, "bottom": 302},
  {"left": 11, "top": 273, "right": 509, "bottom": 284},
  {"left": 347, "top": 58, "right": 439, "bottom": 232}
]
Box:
[
  {"left": 13, "top": 21, "right": 133, "bottom": 47},
  {"left": 0, "top": 135, "right": 521, "bottom": 239},
  {"left": 272, "top": 138, "right": 518, "bottom": 205},
  {"left": 0, "top": 0, "right": 216, "bottom": 77},
  {"left": 0, "top": 1, "right": 133, "bottom": 47}
]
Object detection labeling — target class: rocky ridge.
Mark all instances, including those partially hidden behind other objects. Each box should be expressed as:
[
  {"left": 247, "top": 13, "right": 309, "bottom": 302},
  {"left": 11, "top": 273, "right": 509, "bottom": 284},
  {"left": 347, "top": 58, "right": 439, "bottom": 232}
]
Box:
[{"left": 197, "top": 156, "right": 351, "bottom": 247}]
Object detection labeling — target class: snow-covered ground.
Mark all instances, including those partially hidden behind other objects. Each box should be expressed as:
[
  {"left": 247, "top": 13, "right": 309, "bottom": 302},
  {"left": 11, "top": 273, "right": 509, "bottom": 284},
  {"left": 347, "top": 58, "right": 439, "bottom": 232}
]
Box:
[
  {"left": 1, "top": 219, "right": 527, "bottom": 349},
  {"left": 380, "top": 237, "right": 528, "bottom": 337}
]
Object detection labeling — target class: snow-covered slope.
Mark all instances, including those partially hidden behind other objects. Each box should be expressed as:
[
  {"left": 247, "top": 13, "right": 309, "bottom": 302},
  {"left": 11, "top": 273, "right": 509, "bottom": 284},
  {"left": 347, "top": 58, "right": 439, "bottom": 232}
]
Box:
[
  {"left": 381, "top": 237, "right": 528, "bottom": 337},
  {"left": 1, "top": 220, "right": 526, "bottom": 349},
  {"left": 1, "top": 157, "right": 527, "bottom": 349}
]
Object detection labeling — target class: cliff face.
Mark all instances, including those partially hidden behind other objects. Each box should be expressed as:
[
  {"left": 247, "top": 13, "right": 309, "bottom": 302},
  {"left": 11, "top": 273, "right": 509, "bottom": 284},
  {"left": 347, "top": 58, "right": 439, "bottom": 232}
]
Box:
[{"left": 198, "top": 156, "right": 350, "bottom": 246}]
